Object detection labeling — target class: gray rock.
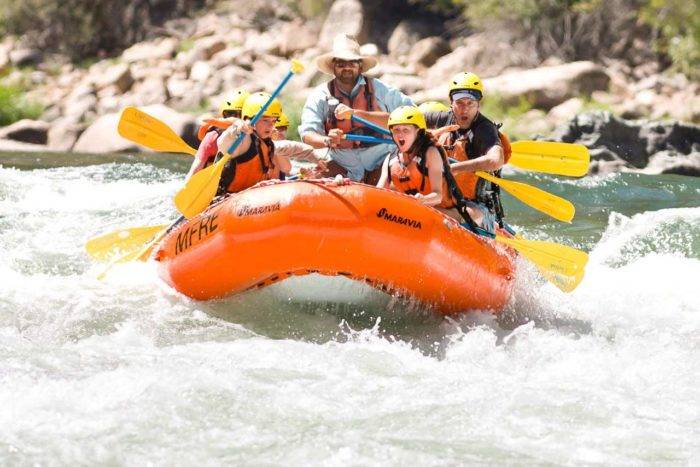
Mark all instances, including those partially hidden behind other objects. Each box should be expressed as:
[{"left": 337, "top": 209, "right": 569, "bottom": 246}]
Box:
[
  {"left": 63, "top": 94, "right": 98, "bottom": 123},
  {"left": 552, "top": 111, "right": 700, "bottom": 175},
  {"left": 319, "top": 0, "right": 365, "bottom": 46},
  {"left": 131, "top": 77, "right": 169, "bottom": 106},
  {"left": 0, "top": 119, "right": 50, "bottom": 145},
  {"left": 47, "top": 118, "right": 85, "bottom": 152},
  {"left": 409, "top": 37, "right": 451, "bottom": 69},
  {"left": 277, "top": 20, "right": 319, "bottom": 57},
  {"left": 73, "top": 104, "right": 198, "bottom": 153},
  {"left": 387, "top": 20, "right": 425, "bottom": 57},
  {"left": 9, "top": 48, "right": 42, "bottom": 67},
  {"left": 486, "top": 61, "right": 611, "bottom": 109},
  {"left": 93, "top": 63, "right": 134, "bottom": 93},
  {"left": 0, "top": 138, "right": 48, "bottom": 152},
  {"left": 121, "top": 38, "right": 178, "bottom": 63}
]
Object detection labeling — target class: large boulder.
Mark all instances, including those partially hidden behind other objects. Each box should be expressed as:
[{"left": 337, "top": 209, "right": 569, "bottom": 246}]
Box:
[
  {"left": 408, "top": 36, "right": 451, "bottom": 69},
  {"left": 0, "top": 138, "right": 48, "bottom": 152},
  {"left": 0, "top": 119, "right": 50, "bottom": 145},
  {"left": 47, "top": 118, "right": 85, "bottom": 152},
  {"left": 93, "top": 63, "right": 134, "bottom": 93},
  {"left": 485, "top": 61, "right": 611, "bottom": 109},
  {"left": 551, "top": 111, "right": 700, "bottom": 174},
  {"left": 121, "top": 38, "right": 178, "bottom": 63},
  {"left": 131, "top": 77, "right": 169, "bottom": 106},
  {"left": 641, "top": 151, "right": 700, "bottom": 176},
  {"left": 73, "top": 104, "right": 198, "bottom": 153},
  {"left": 424, "top": 32, "right": 537, "bottom": 86},
  {"left": 319, "top": 0, "right": 366, "bottom": 45},
  {"left": 277, "top": 20, "right": 320, "bottom": 57},
  {"left": 387, "top": 20, "right": 426, "bottom": 58}
]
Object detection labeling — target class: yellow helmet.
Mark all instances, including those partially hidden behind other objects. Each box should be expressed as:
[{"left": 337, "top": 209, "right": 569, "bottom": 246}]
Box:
[
  {"left": 275, "top": 111, "right": 290, "bottom": 128},
  {"left": 418, "top": 101, "right": 450, "bottom": 113},
  {"left": 448, "top": 71, "right": 484, "bottom": 101},
  {"left": 388, "top": 106, "right": 426, "bottom": 130},
  {"left": 241, "top": 92, "right": 282, "bottom": 120},
  {"left": 219, "top": 89, "right": 250, "bottom": 115}
]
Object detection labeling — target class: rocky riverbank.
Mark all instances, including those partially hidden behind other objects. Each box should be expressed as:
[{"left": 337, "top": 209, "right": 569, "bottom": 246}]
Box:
[{"left": 0, "top": 0, "right": 698, "bottom": 175}]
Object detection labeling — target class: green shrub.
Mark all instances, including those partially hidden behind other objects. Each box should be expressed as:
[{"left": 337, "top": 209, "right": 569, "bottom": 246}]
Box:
[
  {"left": 640, "top": 0, "right": 699, "bottom": 78},
  {"left": 0, "top": 0, "right": 210, "bottom": 60},
  {"left": 280, "top": 96, "right": 304, "bottom": 141},
  {"left": 0, "top": 85, "right": 43, "bottom": 126}
]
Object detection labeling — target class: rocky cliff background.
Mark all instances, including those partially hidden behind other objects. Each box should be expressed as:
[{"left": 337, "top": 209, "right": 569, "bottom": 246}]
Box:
[{"left": 0, "top": 0, "right": 698, "bottom": 175}]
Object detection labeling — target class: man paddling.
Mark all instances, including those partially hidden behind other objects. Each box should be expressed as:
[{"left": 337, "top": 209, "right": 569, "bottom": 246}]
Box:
[
  {"left": 423, "top": 71, "right": 512, "bottom": 230},
  {"left": 299, "top": 34, "right": 413, "bottom": 184}
]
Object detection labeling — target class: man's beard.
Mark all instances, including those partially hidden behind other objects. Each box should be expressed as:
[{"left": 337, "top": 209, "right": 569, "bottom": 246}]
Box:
[{"left": 336, "top": 70, "right": 359, "bottom": 86}]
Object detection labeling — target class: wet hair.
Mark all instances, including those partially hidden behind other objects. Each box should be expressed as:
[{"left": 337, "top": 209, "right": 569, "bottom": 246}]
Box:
[{"left": 406, "top": 128, "right": 436, "bottom": 157}]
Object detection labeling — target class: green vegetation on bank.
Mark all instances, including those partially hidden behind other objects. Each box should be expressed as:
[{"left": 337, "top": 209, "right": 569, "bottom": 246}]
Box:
[
  {"left": 280, "top": 96, "right": 304, "bottom": 141},
  {"left": 0, "top": 85, "right": 43, "bottom": 126},
  {"left": 441, "top": 0, "right": 698, "bottom": 78},
  {"left": 0, "top": 0, "right": 211, "bottom": 60}
]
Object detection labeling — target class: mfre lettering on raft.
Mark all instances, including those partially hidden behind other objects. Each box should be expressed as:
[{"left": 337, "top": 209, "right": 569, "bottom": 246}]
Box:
[
  {"left": 175, "top": 212, "right": 219, "bottom": 255},
  {"left": 376, "top": 208, "right": 422, "bottom": 229},
  {"left": 236, "top": 202, "right": 281, "bottom": 217}
]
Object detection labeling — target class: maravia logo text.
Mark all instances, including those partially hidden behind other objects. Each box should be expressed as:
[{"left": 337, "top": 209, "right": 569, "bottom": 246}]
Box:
[
  {"left": 376, "top": 208, "right": 422, "bottom": 229},
  {"left": 236, "top": 202, "right": 281, "bottom": 217}
]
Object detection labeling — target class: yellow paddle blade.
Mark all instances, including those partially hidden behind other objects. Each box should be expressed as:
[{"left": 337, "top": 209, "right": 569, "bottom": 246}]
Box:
[
  {"left": 290, "top": 59, "right": 305, "bottom": 74},
  {"left": 538, "top": 268, "right": 585, "bottom": 293},
  {"left": 476, "top": 171, "right": 575, "bottom": 223},
  {"left": 509, "top": 141, "right": 590, "bottom": 177},
  {"left": 173, "top": 154, "right": 229, "bottom": 218},
  {"left": 86, "top": 224, "right": 168, "bottom": 261},
  {"left": 495, "top": 235, "right": 588, "bottom": 292},
  {"left": 118, "top": 107, "right": 197, "bottom": 156},
  {"left": 96, "top": 227, "right": 170, "bottom": 280}
]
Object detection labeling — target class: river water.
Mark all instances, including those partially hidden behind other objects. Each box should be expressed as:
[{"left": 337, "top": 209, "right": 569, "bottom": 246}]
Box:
[{"left": 1, "top": 151, "right": 698, "bottom": 465}]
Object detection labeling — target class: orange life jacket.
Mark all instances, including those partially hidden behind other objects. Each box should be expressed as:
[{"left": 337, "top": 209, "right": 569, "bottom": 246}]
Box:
[
  {"left": 441, "top": 130, "right": 512, "bottom": 200},
  {"left": 388, "top": 150, "right": 455, "bottom": 209},
  {"left": 323, "top": 77, "right": 379, "bottom": 149},
  {"left": 197, "top": 118, "right": 233, "bottom": 141},
  {"left": 220, "top": 134, "right": 275, "bottom": 194}
]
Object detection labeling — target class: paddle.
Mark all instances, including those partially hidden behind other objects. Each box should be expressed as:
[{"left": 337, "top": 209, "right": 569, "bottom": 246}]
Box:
[
  {"left": 344, "top": 134, "right": 394, "bottom": 144},
  {"left": 475, "top": 171, "right": 575, "bottom": 223},
  {"left": 173, "top": 59, "right": 305, "bottom": 219},
  {"left": 86, "top": 224, "right": 169, "bottom": 261},
  {"left": 509, "top": 141, "right": 590, "bottom": 177},
  {"left": 350, "top": 114, "right": 392, "bottom": 136},
  {"left": 96, "top": 226, "right": 172, "bottom": 280},
  {"left": 493, "top": 234, "right": 588, "bottom": 292},
  {"left": 118, "top": 107, "right": 197, "bottom": 156}
]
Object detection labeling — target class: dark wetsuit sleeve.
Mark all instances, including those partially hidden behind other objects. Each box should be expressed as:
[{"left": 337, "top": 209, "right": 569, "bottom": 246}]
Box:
[
  {"left": 469, "top": 115, "right": 501, "bottom": 157},
  {"left": 424, "top": 110, "right": 453, "bottom": 129}
]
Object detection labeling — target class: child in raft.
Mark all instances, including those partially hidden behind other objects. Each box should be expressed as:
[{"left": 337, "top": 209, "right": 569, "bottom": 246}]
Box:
[{"left": 375, "top": 105, "right": 492, "bottom": 230}]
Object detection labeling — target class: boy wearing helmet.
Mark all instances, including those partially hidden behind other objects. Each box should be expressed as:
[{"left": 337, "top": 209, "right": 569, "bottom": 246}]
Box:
[
  {"left": 185, "top": 89, "right": 250, "bottom": 181},
  {"left": 423, "top": 72, "right": 509, "bottom": 227},
  {"left": 215, "top": 92, "right": 292, "bottom": 195}
]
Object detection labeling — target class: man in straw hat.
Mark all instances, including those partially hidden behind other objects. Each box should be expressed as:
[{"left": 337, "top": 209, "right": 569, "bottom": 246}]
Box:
[{"left": 299, "top": 34, "right": 413, "bottom": 184}]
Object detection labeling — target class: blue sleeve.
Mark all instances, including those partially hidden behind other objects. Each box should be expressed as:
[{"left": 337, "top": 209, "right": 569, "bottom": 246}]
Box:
[
  {"left": 298, "top": 87, "right": 328, "bottom": 138},
  {"left": 372, "top": 78, "right": 414, "bottom": 112}
]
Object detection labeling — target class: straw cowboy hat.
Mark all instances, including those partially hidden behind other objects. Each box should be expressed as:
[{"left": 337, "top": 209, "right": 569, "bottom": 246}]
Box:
[{"left": 315, "top": 34, "right": 378, "bottom": 75}]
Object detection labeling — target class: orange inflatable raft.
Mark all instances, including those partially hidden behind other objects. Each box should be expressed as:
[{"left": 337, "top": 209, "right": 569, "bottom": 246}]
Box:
[{"left": 154, "top": 180, "right": 517, "bottom": 315}]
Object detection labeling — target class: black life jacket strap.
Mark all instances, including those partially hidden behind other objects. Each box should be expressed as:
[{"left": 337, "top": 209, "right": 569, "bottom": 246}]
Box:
[{"left": 437, "top": 146, "right": 479, "bottom": 232}]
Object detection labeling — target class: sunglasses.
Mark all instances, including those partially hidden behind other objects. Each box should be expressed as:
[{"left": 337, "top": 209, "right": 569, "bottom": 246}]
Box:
[{"left": 333, "top": 60, "right": 361, "bottom": 69}]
